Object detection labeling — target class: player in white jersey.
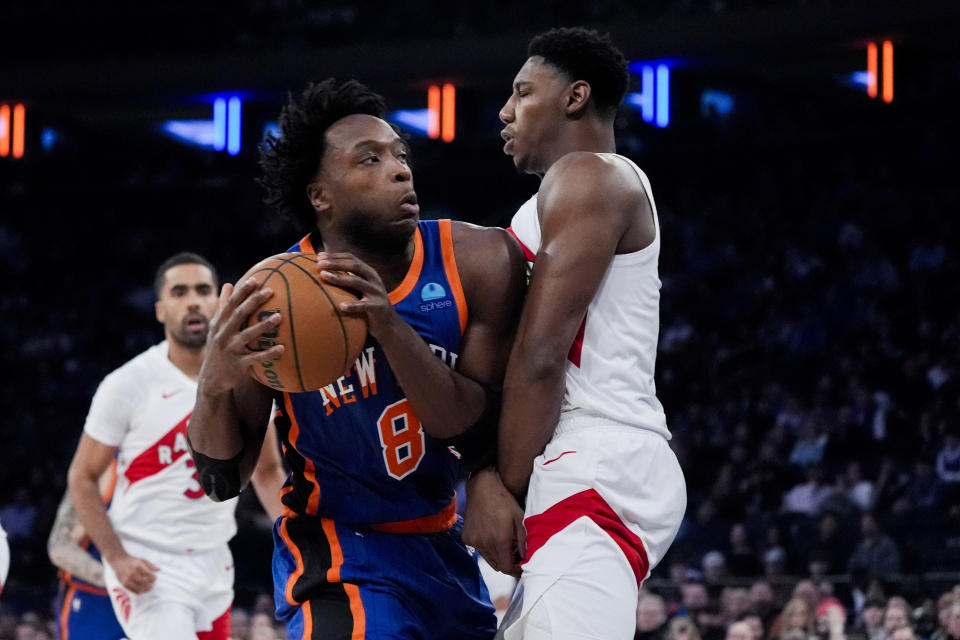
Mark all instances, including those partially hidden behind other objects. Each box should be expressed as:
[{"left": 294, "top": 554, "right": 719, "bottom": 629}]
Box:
[
  {"left": 462, "top": 28, "right": 687, "bottom": 639},
  {"left": 67, "top": 252, "right": 286, "bottom": 640}
]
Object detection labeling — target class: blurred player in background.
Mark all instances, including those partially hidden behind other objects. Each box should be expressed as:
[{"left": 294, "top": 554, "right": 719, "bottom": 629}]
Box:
[
  {"left": 0, "top": 520, "right": 8, "bottom": 598},
  {"left": 48, "top": 465, "right": 126, "bottom": 640},
  {"left": 66, "top": 252, "right": 286, "bottom": 640},
  {"left": 464, "top": 27, "right": 687, "bottom": 639},
  {"left": 188, "top": 78, "right": 526, "bottom": 639}
]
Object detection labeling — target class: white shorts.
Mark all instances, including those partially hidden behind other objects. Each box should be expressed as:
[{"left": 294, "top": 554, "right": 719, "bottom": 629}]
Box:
[
  {"left": 498, "top": 414, "right": 686, "bottom": 640},
  {"left": 103, "top": 539, "right": 234, "bottom": 640}
]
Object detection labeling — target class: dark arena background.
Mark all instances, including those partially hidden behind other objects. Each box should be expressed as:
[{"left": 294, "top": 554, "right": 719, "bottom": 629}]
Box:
[{"left": 2, "top": 2, "right": 959, "bottom": 639}]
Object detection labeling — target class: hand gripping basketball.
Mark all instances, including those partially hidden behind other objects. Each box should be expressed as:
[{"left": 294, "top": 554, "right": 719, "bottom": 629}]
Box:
[{"left": 198, "top": 277, "right": 285, "bottom": 397}]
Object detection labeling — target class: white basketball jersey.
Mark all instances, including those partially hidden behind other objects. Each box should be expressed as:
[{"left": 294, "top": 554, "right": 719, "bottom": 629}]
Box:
[
  {"left": 508, "top": 154, "right": 670, "bottom": 438},
  {"left": 83, "top": 342, "right": 238, "bottom": 552}
]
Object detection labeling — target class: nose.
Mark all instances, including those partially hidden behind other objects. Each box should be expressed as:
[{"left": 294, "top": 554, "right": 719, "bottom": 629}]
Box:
[
  {"left": 499, "top": 96, "right": 514, "bottom": 124},
  {"left": 392, "top": 157, "right": 412, "bottom": 183}
]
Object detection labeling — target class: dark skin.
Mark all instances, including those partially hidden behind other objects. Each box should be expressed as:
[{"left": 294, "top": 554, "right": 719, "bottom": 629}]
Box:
[
  {"left": 461, "top": 56, "right": 657, "bottom": 575},
  {"left": 188, "top": 114, "right": 526, "bottom": 502}
]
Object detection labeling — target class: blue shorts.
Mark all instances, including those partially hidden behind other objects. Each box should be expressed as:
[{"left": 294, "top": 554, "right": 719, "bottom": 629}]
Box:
[
  {"left": 272, "top": 515, "right": 496, "bottom": 640},
  {"left": 56, "top": 581, "right": 126, "bottom": 640}
]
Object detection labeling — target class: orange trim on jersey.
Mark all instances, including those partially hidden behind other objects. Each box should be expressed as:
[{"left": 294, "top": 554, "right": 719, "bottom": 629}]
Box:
[
  {"left": 61, "top": 579, "right": 108, "bottom": 596},
  {"left": 387, "top": 227, "right": 424, "bottom": 305},
  {"left": 102, "top": 458, "right": 118, "bottom": 504},
  {"left": 283, "top": 393, "right": 321, "bottom": 515},
  {"left": 438, "top": 219, "right": 468, "bottom": 334},
  {"left": 368, "top": 495, "right": 458, "bottom": 534},
  {"left": 319, "top": 519, "right": 366, "bottom": 639},
  {"left": 278, "top": 517, "right": 305, "bottom": 607},
  {"left": 345, "top": 583, "right": 366, "bottom": 639},
  {"left": 302, "top": 599, "right": 314, "bottom": 640},
  {"left": 298, "top": 234, "right": 317, "bottom": 254},
  {"left": 60, "top": 583, "right": 76, "bottom": 640}
]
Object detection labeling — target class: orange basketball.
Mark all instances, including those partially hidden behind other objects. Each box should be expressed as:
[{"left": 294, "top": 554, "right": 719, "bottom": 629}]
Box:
[{"left": 239, "top": 252, "right": 368, "bottom": 393}]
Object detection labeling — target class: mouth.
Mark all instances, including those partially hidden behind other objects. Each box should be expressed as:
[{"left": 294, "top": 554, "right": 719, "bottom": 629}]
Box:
[
  {"left": 501, "top": 129, "right": 515, "bottom": 154},
  {"left": 399, "top": 191, "right": 420, "bottom": 217},
  {"left": 184, "top": 314, "right": 207, "bottom": 332}
]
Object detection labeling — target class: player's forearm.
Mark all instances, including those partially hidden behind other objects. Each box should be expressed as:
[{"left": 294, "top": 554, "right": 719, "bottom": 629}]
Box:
[
  {"left": 189, "top": 386, "right": 245, "bottom": 459},
  {"left": 375, "top": 313, "right": 486, "bottom": 439},
  {"left": 48, "top": 541, "right": 106, "bottom": 587},
  {"left": 66, "top": 470, "right": 126, "bottom": 564},
  {"left": 497, "top": 346, "right": 566, "bottom": 500},
  {"left": 47, "top": 496, "right": 107, "bottom": 587}
]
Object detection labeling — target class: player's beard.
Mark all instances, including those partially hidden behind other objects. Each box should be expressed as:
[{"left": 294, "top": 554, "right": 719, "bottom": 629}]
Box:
[{"left": 170, "top": 312, "right": 209, "bottom": 350}]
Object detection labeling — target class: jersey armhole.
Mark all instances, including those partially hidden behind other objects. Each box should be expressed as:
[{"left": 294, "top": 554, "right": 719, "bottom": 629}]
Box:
[{"left": 437, "top": 219, "right": 468, "bottom": 335}]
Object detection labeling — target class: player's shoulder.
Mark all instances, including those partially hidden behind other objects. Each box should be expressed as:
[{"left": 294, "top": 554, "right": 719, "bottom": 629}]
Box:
[
  {"left": 540, "top": 152, "right": 646, "bottom": 219},
  {"left": 99, "top": 343, "right": 165, "bottom": 392},
  {"left": 448, "top": 222, "right": 525, "bottom": 293}
]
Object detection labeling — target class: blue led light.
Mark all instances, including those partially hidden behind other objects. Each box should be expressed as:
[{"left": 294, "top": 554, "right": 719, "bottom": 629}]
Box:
[
  {"left": 655, "top": 65, "right": 670, "bottom": 128},
  {"left": 213, "top": 98, "right": 226, "bottom": 151},
  {"left": 162, "top": 120, "right": 216, "bottom": 148},
  {"left": 387, "top": 109, "right": 431, "bottom": 137},
  {"left": 227, "top": 97, "right": 242, "bottom": 156},
  {"left": 700, "top": 90, "right": 735, "bottom": 117}
]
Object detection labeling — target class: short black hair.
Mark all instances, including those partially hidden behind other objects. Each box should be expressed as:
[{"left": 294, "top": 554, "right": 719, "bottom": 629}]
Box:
[
  {"left": 528, "top": 27, "right": 628, "bottom": 118},
  {"left": 258, "top": 78, "right": 387, "bottom": 234},
  {"left": 154, "top": 252, "right": 218, "bottom": 298}
]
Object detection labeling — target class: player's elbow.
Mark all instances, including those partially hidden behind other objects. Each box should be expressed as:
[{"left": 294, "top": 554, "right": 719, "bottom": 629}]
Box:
[
  {"left": 514, "top": 340, "right": 568, "bottom": 382},
  {"left": 189, "top": 447, "right": 246, "bottom": 502}
]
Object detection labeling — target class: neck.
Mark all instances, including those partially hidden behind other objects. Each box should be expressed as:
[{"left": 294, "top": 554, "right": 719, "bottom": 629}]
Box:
[
  {"left": 534, "top": 118, "right": 616, "bottom": 178},
  {"left": 321, "top": 232, "right": 416, "bottom": 293},
  {"left": 166, "top": 339, "right": 205, "bottom": 380}
]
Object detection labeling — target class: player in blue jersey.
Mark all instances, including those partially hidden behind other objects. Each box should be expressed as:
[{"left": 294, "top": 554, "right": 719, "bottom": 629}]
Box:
[
  {"left": 187, "top": 79, "right": 526, "bottom": 640},
  {"left": 47, "top": 466, "right": 127, "bottom": 640}
]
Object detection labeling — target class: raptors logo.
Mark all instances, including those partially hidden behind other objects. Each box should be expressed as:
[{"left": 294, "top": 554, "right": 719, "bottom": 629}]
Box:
[{"left": 112, "top": 586, "right": 132, "bottom": 622}]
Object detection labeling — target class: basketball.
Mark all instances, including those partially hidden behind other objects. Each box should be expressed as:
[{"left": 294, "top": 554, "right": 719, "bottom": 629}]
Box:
[{"left": 239, "top": 252, "right": 368, "bottom": 393}]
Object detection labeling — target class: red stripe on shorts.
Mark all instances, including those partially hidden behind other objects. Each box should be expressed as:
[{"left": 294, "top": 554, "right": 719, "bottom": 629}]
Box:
[{"left": 522, "top": 488, "right": 650, "bottom": 586}]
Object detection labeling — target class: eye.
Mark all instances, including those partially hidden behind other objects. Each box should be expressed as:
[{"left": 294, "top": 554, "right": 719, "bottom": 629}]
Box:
[
  {"left": 397, "top": 152, "right": 409, "bottom": 164},
  {"left": 360, "top": 154, "right": 379, "bottom": 164}
]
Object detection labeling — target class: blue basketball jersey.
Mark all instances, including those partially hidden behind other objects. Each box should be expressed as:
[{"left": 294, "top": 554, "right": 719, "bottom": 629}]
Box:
[{"left": 275, "top": 219, "right": 469, "bottom": 530}]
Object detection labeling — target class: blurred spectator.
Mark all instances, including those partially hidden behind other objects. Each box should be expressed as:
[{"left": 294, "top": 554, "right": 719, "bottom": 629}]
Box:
[
  {"left": 838, "top": 462, "right": 874, "bottom": 512},
  {"left": 729, "top": 621, "right": 754, "bottom": 640},
  {"left": 772, "top": 598, "right": 815, "bottom": 640},
  {"left": 741, "top": 613, "right": 766, "bottom": 640},
  {"left": 792, "top": 580, "right": 821, "bottom": 616},
  {"left": 814, "top": 598, "right": 847, "bottom": 640},
  {"left": 783, "top": 465, "right": 834, "bottom": 517},
  {"left": 789, "top": 420, "right": 827, "bottom": 469},
  {"left": 847, "top": 514, "right": 901, "bottom": 580},
  {"left": 932, "top": 593, "right": 957, "bottom": 640},
  {"left": 881, "top": 597, "right": 912, "bottom": 640},
  {"left": 637, "top": 593, "right": 669, "bottom": 640},
  {"left": 945, "top": 602, "right": 960, "bottom": 640},
  {"left": 667, "top": 616, "right": 704, "bottom": 640},
  {"left": 704, "top": 551, "right": 729, "bottom": 587},
  {"left": 728, "top": 524, "right": 762, "bottom": 577},
  {"left": 750, "top": 580, "right": 779, "bottom": 631},
  {"left": 854, "top": 599, "right": 886, "bottom": 640}
]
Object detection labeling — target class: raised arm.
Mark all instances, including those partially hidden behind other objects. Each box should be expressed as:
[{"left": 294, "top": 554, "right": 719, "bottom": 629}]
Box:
[
  {"left": 188, "top": 279, "right": 283, "bottom": 501},
  {"left": 497, "top": 152, "right": 652, "bottom": 500}
]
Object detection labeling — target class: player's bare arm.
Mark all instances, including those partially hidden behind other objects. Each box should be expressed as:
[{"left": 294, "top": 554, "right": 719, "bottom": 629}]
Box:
[
  {"left": 317, "top": 225, "right": 525, "bottom": 444},
  {"left": 68, "top": 435, "right": 160, "bottom": 594},
  {"left": 497, "top": 152, "right": 653, "bottom": 499},
  {"left": 47, "top": 491, "right": 106, "bottom": 587},
  {"left": 188, "top": 278, "right": 284, "bottom": 501},
  {"left": 249, "top": 418, "right": 287, "bottom": 521}
]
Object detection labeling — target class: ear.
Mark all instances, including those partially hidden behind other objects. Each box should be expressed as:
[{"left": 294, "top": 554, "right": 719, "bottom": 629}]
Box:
[
  {"left": 564, "top": 80, "right": 592, "bottom": 117},
  {"left": 306, "top": 181, "right": 331, "bottom": 215},
  {"left": 155, "top": 299, "right": 165, "bottom": 324}
]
